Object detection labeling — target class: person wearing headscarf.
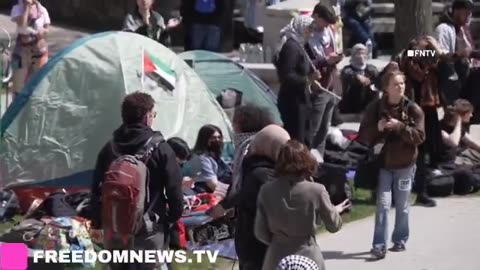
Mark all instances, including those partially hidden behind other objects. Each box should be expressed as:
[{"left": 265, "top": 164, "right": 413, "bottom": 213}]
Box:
[
  {"left": 339, "top": 43, "right": 379, "bottom": 114},
  {"left": 235, "top": 125, "right": 290, "bottom": 270},
  {"left": 274, "top": 15, "right": 318, "bottom": 147},
  {"left": 255, "top": 140, "right": 349, "bottom": 270},
  {"left": 10, "top": 0, "right": 50, "bottom": 96},
  {"left": 277, "top": 255, "right": 319, "bottom": 270}
]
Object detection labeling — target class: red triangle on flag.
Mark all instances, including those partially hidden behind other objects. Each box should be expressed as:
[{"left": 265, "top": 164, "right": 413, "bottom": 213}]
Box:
[{"left": 143, "top": 52, "right": 156, "bottom": 73}]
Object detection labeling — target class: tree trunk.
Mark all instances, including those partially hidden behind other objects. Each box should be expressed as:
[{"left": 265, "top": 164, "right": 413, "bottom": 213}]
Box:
[{"left": 394, "top": 0, "right": 433, "bottom": 55}]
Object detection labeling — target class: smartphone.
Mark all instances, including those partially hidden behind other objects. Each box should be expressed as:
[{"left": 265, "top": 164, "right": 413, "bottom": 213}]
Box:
[{"left": 381, "top": 111, "right": 391, "bottom": 121}]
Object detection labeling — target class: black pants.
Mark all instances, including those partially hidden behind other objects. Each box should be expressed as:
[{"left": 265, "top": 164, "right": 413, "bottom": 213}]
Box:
[
  {"left": 278, "top": 96, "right": 311, "bottom": 147},
  {"left": 239, "top": 261, "right": 263, "bottom": 270},
  {"left": 414, "top": 107, "right": 443, "bottom": 195}
]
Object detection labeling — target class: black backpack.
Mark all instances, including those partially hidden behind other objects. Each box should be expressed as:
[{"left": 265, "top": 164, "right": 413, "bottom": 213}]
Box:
[
  {"left": 314, "top": 163, "right": 353, "bottom": 206},
  {"left": 26, "top": 191, "right": 77, "bottom": 219}
]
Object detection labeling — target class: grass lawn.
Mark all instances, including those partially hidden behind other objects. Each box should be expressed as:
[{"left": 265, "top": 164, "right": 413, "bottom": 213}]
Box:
[{"left": 0, "top": 188, "right": 379, "bottom": 270}]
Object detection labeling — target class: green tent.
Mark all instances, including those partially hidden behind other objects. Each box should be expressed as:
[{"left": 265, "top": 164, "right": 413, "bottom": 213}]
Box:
[
  {"left": 179, "top": 50, "right": 282, "bottom": 124},
  {"left": 0, "top": 31, "right": 233, "bottom": 188}
]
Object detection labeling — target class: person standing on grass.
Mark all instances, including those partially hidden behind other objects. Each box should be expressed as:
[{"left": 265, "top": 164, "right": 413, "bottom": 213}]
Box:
[
  {"left": 10, "top": 0, "right": 50, "bottom": 96},
  {"left": 358, "top": 70, "right": 425, "bottom": 260},
  {"left": 90, "top": 92, "right": 184, "bottom": 270},
  {"left": 207, "top": 104, "right": 275, "bottom": 218},
  {"left": 255, "top": 140, "right": 349, "bottom": 270}
]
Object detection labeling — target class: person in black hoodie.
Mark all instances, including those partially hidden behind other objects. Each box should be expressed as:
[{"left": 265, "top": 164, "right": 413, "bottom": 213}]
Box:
[
  {"left": 90, "top": 92, "right": 184, "bottom": 266},
  {"left": 235, "top": 125, "right": 291, "bottom": 270}
]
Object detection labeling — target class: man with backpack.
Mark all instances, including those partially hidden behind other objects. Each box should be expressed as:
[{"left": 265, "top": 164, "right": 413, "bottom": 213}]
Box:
[{"left": 90, "top": 92, "right": 184, "bottom": 270}]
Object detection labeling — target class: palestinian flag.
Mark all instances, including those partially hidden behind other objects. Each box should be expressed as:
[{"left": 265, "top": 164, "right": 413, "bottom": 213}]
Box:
[{"left": 143, "top": 50, "right": 176, "bottom": 91}]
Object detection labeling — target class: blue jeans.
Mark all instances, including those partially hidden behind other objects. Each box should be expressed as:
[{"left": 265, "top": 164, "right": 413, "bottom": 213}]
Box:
[
  {"left": 310, "top": 92, "right": 335, "bottom": 154},
  {"left": 343, "top": 16, "right": 376, "bottom": 49},
  {"left": 191, "top": 24, "right": 221, "bottom": 52},
  {"left": 372, "top": 165, "right": 416, "bottom": 248}
]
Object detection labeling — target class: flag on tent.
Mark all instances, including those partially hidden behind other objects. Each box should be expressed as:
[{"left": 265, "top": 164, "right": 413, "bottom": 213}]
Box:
[{"left": 143, "top": 49, "right": 176, "bottom": 91}]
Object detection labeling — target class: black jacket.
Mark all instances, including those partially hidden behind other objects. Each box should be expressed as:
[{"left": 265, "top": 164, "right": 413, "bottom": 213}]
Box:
[
  {"left": 340, "top": 64, "right": 379, "bottom": 113},
  {"left": 235, "top": 155, "right": 276, "bottom": 266},
  {"left": 90, "top": 123, "right": 184, "bottom": 228},
  {"left": 277, "top": 38, "right": 313, "bottom": 107}
]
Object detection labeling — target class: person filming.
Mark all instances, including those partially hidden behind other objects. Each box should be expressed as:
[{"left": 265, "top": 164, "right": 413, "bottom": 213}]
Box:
[{"left": 357, "top": 70, "right": 426, "bottom": 260}]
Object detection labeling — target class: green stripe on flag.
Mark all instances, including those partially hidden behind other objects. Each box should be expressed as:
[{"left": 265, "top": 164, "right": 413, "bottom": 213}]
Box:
[{"left": 146, "top": 51, "right": 175, "bottom": 77}]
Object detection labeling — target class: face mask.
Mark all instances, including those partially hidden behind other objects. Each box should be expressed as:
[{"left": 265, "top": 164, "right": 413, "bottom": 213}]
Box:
[{"left": 208, "top": 141, "right": 224, "bottom": 155}]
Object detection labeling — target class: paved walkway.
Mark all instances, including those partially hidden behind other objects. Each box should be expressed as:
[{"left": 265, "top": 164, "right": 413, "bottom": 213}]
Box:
[{"left": 318, "top": 196, "right": 480, "bottom": 270}]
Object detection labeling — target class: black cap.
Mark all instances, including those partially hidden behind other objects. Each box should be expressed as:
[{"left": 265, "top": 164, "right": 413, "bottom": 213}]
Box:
[
  {"left": 313, "top": 3, "right": 337, "bottom": 24},
  {"left": 452, "top": 0, "right": 474, "bottom": 10}
]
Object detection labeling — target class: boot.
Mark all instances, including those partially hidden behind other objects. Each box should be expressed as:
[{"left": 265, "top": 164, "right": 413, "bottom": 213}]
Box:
[{"left": 415, "top": 193, "right": 437, "bottom": 207}]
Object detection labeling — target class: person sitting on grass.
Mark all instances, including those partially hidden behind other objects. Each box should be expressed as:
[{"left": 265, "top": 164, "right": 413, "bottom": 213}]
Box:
[
  {"left": 438, "top": 99, "right": 480, "bottom": 166},
  {"left": 188, "top": 124, "right": 232, "bottom": 194}
]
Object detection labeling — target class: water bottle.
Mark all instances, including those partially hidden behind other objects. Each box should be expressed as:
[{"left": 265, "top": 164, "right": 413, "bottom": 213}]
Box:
[
  {"left": 265, "top": 46, "right": 272, "bottom": 63},
  {"left": 257, "top": 44, "right": 264, "bottom": 63},
  {"left": 239, "top": 44, "right": 246, "bottom": 62},
  {"left": 366, "top": 39, "right": 373, "bottom": 59}
]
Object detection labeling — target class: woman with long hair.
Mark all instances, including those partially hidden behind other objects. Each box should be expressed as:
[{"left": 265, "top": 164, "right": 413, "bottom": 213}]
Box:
[
  {"left": 10, "top": 0, "right": 50, "bottom": 96},
  {"left": 358, "top": 70, "right": 425, "bottom": 259},
  {"left": 401, "top": 36, "right": 448, "bottom": 207},
  {"left": 254, "top": 140, "right": 349, "bottom": 270},
  {"left": 189, "top": 124, "right": 232, "bottom": 193},
  {"left": 123, "top": 0, "right": 181, "bottom": 46}
]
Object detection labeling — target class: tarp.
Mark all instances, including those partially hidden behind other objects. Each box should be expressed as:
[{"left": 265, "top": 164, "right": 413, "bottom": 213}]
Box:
[
  {"left": 0, "top": 31, "right": 233, "bottom": 208},
  {"left": 179, "top": 50, "right": 282, "bottom": 124}
]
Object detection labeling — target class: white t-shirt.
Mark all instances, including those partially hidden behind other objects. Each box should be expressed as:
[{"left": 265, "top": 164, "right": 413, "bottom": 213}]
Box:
[{"left": 11, "top": 3, "right": 51, "bottom": 33}]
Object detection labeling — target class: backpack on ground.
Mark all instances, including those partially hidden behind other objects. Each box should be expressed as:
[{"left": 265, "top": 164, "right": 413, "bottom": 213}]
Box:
[
  {"left": 26, "top": 191, "right": 77, "bottom": 220},
  {"left": 195, "top": 0, "right": 216, "bottom": 13},
  {"left": 453, "top": 169, "right": 480, "bottom": 195},
  {"left": 314, "top": 163, "right": 353, "bottom": 206},
  {"left": 426, "top": 170, "right": 455, "bottom": 197},
  {"left": 101, "top": 133, "right": 164, "bottom": 249}
]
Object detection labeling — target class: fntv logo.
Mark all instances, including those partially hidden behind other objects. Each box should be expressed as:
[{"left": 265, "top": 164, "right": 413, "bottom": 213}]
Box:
[{"left": 407, "top": 49, "right": 437, "bottom": 57}]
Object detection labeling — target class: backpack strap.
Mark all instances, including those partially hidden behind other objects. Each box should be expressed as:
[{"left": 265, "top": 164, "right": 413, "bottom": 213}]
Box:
[
  {"left": 136, "top": 133, "right": 164, "bottom": 234},
  {"left": 135, "top": 132, "right": 164, "bottom": 162}
]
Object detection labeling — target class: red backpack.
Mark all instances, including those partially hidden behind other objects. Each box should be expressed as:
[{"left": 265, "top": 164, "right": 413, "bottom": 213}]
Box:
[{"left": 101, "top": 133, "right": 164, "bottom": 249}]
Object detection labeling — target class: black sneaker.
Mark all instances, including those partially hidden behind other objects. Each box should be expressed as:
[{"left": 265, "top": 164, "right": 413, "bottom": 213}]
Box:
[
  {"left": 370, "top": 247, "right": 386, "bottom": 260},
  {"left": 416, "top": 194, "right": 437, "bottom": 207},
  {"left": 389, "top": 243, "right": 406, "bottom": 252}
]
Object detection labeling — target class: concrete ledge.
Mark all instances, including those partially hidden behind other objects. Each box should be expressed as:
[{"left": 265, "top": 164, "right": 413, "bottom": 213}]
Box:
[
  {"left": 239, "top": 56, "right": 390, "bottom": 92},
  {"left": 372, "top": 2, "right": 446, "bottom": 15}
]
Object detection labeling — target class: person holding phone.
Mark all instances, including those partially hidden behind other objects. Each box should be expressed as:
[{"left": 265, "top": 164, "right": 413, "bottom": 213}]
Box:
[
  {"left": 308, "top": 3, "right": 343, "bottom": 157},
  {"left": 123, "top": 0, "right": 181, "bottom": 47},
  {"left": 254, "top": 140, "right": 349, "bottom": 270},
  {"left": 358, "top": 70, "right": 425, "bottom": 260}
]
